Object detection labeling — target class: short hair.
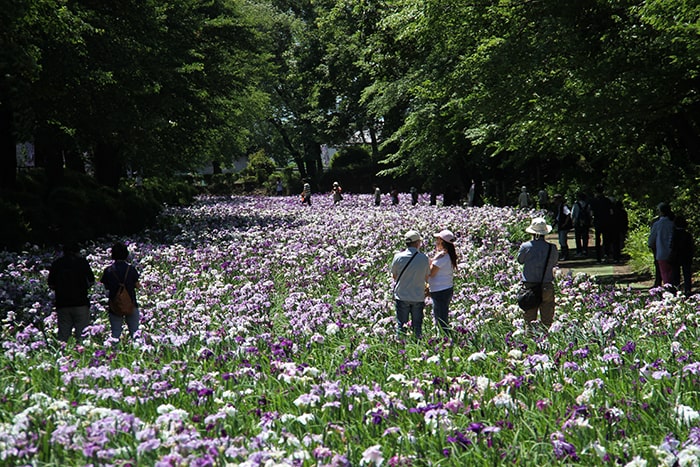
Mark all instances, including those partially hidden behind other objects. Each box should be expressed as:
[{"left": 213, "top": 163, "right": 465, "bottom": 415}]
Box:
[
  {"left": 111, "top": 242, "right": 129, "bottom": 261},
  {"left": 63, "top": 242, "right": 80, "bottom": 254},
  {"left": 657, "top": 202, "right": 671, "bottom": 217}
]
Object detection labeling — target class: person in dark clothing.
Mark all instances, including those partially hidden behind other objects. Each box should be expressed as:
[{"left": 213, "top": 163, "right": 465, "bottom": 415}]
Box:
[
  {"left": 671, "top": 216, "right": 694, "bottom": 296},
  {"left": 101, "top": 242, "right": 141, "bottom": 339},
  {"left": 390, "top": 186, "right": 400, "bottom": 205},
  {"left": 571, "top": 192, "right": 591, "bottom": 257},
  {"left": 410, "top": 186, "right": 419, "bottom": 206},
  {"left": 552, "top": 194, "right": 572, "bottom": 261},
  {"left": 609, "top": 199, "right": 628, "bottom": 263},
  {"left": 590, "top": 187, "right": 614, "bottom": 263},
  {"left": 48, "top": 243, "right": 95, "bottom": 342},
  {"left": 648, "top": 203, "right": 676, "bottom": 286}
]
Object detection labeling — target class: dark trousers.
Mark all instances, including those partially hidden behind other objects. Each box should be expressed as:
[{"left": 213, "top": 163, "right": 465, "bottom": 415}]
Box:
[
  {"left": 594, "top": 227, "right": 612, "bottom": 261},
  {"left": 673, "top": 261, "right": 693, "bottom": 295},
  {"left": 574, "top": 226, "right": 589, "bottom": 255},
  {"left": 430, "top": 287, "right": 453, "bottom": 333}
]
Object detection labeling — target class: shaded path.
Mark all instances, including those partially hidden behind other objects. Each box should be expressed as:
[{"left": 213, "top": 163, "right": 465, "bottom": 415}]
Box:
[{"left": 546, "top": 232, "right": 655, "bottom": 290}]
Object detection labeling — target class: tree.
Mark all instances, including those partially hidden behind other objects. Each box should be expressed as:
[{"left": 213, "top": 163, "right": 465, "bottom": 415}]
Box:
[
  {"left": 2, "top": 0, "right": 278, "bottom": 190},
  {"left": 359, "top": 0, "right": 700, "bottom": 204},
  {"left": 0, "top": 0, "right": 88, "bottom": 190}
]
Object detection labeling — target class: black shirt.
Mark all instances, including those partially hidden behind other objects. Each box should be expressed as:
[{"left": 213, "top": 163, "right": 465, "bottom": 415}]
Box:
[
  {"left": 101, "top": 261, "right": 140, "bottom": 306},
  {"left": 48, "top": 254, "right": 95, "bottom": 307}
]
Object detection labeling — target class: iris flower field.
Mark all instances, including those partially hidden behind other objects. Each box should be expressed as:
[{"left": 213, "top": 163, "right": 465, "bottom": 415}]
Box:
[{"left": 1, "top": 194, "right": 699, "bottom": 466}]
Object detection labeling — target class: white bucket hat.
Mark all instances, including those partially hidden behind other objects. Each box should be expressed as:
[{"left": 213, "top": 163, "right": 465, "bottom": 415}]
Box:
[
  {"left": 433, "top": 229, "right": 456, "bottom": 243},
  {"left": 525, "top": 217, "right": 552, "bottom": 235}
]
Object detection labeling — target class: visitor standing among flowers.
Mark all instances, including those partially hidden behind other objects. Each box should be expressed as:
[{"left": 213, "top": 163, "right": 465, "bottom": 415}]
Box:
[
  {"left": 428, "top": 229, "right": 458, "bottom": 334},
  {"left": 517, "top": 217, "right": 559, "bottom": 330},
  {"left": 332, "top": 181, "right": 343, "bottom": 205},
  {"left": 101, "top": 241, "right": 141, "bottom": 340},
  {"left": 301, "top": 180, "right": 312, "bottom": 205},
  {"left": 391, "top": 230, "right": 430, "bottom": 339},
  {"left": 48, "top": 242, "right": 95, "bottom": 343}
]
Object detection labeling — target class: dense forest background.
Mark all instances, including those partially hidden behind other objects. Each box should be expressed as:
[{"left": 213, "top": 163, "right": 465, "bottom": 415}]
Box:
[{"left": 1, "top": 0, "right": 698, "bottom": 250}]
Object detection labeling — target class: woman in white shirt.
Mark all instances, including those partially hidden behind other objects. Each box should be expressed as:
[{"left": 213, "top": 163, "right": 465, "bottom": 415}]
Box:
[{"left": 428, "top": 229, "right": 458, "bottom": 333}]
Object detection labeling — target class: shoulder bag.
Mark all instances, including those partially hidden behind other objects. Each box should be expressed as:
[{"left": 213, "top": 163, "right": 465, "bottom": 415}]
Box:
[
  {"left": 517, "top": 244, "right": 552, "bottom": 310},
  {"left": 394, "top": 251, "right": 418, "bottom": 294}
]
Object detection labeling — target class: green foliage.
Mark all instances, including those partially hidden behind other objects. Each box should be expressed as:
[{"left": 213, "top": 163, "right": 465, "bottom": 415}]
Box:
[
  {"left": 241, "top": 150, "right": 277, "bottom": 185},
  {"left": 206, "top": 174, "right": 237, "bottom": 196},
  {"left": 330, "top": 146, "right": 371, "bottom": 169},
  {"left": 2, "top": 0, "right": 280, "bottom": 190},
  {"left": 3, "top": 0, "right": 700, "bottom": 218},
  {"left": 139, "top": 178, "right": 198, "bottom": 207},
  {"left": 624, "top": 227, "right": 655, "bottom": 276}
]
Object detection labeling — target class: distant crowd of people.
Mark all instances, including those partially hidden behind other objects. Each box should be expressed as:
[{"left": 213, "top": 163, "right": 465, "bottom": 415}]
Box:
[{"left": 518, "top": 183, "right": 694, "bottom": 296}]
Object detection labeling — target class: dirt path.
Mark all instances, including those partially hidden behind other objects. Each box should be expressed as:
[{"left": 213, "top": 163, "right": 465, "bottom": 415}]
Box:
[{"left": 546, "top": 232, "right": 655, "bottom": 290}]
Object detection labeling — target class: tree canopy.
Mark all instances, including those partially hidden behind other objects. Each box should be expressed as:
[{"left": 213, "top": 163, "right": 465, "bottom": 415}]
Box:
[{"left": 1, "top": 0, "right": 698, "bottom": 206}]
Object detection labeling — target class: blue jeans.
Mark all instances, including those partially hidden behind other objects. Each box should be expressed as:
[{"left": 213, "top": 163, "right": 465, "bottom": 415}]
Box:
[
  {"left": 431, "top": 287, "right": 453, "bottom": 333},
  {"left": 395, "top": 300, "right": 425, "bottom": 339},
  {"left": 558, "top": 229, "right": 570, "bottom": 259},
  {"left": 109, "top": 308, "right": 140, "bottom": 339}
]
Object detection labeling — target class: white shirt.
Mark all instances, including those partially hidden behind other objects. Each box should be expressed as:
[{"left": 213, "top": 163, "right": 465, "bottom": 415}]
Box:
[{"left": 428, "top": 252, "right": 453, "bottom": 292}]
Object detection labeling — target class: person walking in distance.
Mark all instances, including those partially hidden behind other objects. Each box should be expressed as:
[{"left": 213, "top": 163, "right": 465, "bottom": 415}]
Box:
[
  {"left": 301, "top": 180, "right": 312, "bottom": 205},
  {"left": 648, "top": 202, "right": 676, "bottom": 287},
  {"left": 391, "top": 230, "right": 430, "bottom": 339},
  {"left": 671, "top": 215, "right": 694, "bottom": 296},
  {"left": 590, "top": 186, "right": 614, "bottom": 263},
  {"left": 571, "top": 191, "right": 591, "bottom": 257},
  {"left": 331, "top": 181, "right": 343, "bottom": 205},
  {"left": 518, "top": 186, "right": 531, "bottom": 208},
  {"left": 553, "top": 194, "right": 572, "bottom": 261}
]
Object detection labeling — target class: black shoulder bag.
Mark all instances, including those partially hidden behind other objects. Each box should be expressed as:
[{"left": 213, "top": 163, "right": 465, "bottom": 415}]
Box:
[
  {"left": 517, "top": 244, "right": 552, "bottom": 310},
  {"left": 394, "top": 251, "right": 418, "bottom": 294}
]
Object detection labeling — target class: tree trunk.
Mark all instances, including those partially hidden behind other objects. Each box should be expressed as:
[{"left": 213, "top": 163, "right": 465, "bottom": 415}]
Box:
[
  {"left": 64, "top": 149, "right": 86, "bottom": 173},
  {"left": 303, "top": 140, "right": 322, "bottom": 185},
  {"left": 0, "top": 103, "right": 16, "bottom": 191},
  {"left": 34, "top": 125, "right": 66, "bottom": 190},
  {"left": 94, "top": 141, "right": 122, "bottom": 188},
  {"left": 270, "top": 118, "right": 307, "bottom": 178},
  {"left": 368, "top": 125, "right": 379, "bottom": 160}
]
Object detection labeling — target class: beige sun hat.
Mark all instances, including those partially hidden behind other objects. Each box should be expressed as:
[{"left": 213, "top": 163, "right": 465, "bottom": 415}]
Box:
[
  {"left": 404, "top": 230, "right": 422, "bottom": 243},
  {"left": 525, "top": 217, "right": 552, "bottom": 235}
]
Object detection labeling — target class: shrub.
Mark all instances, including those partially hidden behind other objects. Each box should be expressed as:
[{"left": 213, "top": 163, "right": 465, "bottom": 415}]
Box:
[
  {"left": 624, "top": 226, "right": 654, "bottom": 275},
  {"left": 241, "top": 150, "right": 276, "bottom": 186}
]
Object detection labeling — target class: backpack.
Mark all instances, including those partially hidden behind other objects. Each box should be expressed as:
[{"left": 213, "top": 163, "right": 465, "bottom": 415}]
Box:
[
  {"left": 574, "top": 201, "right": 591, "bottom": 228},
  {"left": 109, "top": 265, "right": 135, "bottom": 316}
]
